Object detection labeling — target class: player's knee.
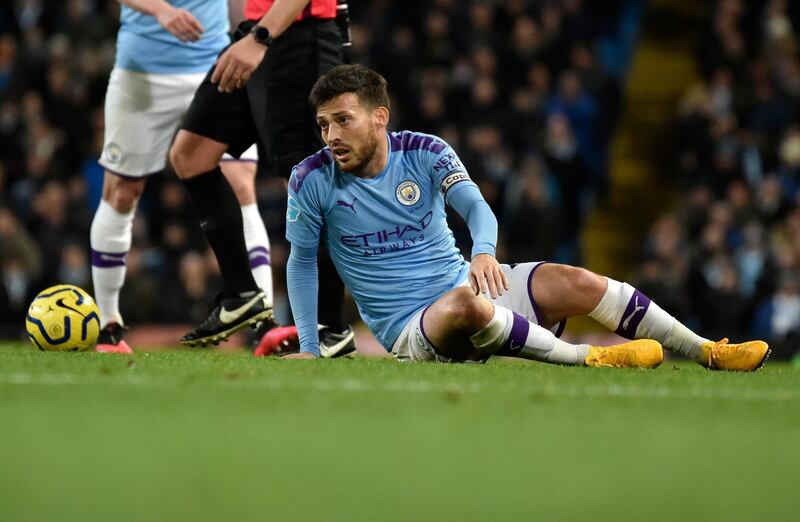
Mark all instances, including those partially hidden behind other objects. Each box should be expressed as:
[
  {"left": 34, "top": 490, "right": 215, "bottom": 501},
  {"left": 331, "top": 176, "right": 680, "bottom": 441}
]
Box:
[
  {"left": 566, "top": 266, "right": 606, "bottom": 307},
  {"left": 107, "top": 179, "right": 143, "bottom": 213},
  {"left": 168, "top": 144, "right": 192, "bottom": 178},
  {"left": 442, "top": 287, "right": 490, "bottom": 329}
]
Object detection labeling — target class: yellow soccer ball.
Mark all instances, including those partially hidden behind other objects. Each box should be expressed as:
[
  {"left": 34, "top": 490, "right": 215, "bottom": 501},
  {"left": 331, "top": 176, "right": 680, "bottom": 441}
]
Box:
[{"left": 25, "top": 285, "right": 101, "bottom": 352}]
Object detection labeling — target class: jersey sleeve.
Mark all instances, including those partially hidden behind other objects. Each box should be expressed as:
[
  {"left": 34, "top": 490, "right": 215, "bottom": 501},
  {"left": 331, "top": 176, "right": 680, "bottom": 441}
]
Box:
[
  {"left": 285, "top": 167, "right": 324, "bottom": 249},
  {"left": 425, "top": 140, "right": 477, "bottom": 204}
]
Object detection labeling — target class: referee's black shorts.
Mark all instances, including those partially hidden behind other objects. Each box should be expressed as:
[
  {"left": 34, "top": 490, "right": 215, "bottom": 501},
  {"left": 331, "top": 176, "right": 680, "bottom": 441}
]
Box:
[{"left": 182, "top": 19, "right": 342, "bottom": 178}]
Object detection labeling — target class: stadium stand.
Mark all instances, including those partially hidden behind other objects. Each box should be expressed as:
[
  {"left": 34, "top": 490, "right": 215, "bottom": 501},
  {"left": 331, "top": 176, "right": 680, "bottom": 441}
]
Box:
[{"left": 631, "top": 0, "right": 800, "bottom": 359}]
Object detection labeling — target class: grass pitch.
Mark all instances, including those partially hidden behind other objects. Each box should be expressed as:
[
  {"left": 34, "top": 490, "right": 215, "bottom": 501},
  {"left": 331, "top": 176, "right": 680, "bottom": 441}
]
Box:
[{"left": 1, "top": 343, "right": 798, "bottom": 522}]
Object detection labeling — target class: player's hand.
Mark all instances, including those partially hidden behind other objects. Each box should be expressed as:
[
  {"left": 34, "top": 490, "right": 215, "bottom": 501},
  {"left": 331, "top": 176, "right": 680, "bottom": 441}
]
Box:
[
  {"left": 469, "top": 253, "right": 508, "bottom": 299},
  {"left": 282, "top": 352, "right": 317, "bottom": 360},
  {"left": 155, "top": 5, "right": 204, "bottom": 42},
  {"left": 211, "top": 35, "right": 267, "bottom": 93}
]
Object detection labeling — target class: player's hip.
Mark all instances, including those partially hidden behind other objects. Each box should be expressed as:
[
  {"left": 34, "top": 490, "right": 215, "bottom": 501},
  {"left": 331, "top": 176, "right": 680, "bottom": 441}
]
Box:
[{"left": 105, "top": 67, "right": 206, "bottom": 110}]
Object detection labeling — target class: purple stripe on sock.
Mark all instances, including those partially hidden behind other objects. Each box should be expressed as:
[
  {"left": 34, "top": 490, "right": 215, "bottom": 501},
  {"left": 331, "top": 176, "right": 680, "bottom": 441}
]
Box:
[
  {"left": 248, "top": 246, "right": 271, "bottom": 269},
  {"left": 91, "top": 249, "right": 127, "bottom": 268},
  {"left": 501, "top": 312, "right": 530, "bottom": 356},
  {"left": 249, "top": 257, "right": 271, "bottom": 269},
  {"left": 614, "top": 290, "right": 652, "bottom": 339},
  {"left": 526, "top": 262, "right": 551, "bottom": 326}
]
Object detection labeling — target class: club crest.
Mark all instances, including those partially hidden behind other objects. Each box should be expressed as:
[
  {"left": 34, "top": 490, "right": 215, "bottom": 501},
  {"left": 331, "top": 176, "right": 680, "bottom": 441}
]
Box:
[
  {"left": 396, "top": 180, "right": 421, "bottom": 206},
  {"left": 104, "top": 142, "right": 122, "bottom": 165}
]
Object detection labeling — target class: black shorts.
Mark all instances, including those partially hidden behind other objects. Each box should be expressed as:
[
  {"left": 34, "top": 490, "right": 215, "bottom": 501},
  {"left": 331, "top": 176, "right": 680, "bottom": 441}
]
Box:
[{"left": 181, "top": 19, "right": 343, "bottom": 178}]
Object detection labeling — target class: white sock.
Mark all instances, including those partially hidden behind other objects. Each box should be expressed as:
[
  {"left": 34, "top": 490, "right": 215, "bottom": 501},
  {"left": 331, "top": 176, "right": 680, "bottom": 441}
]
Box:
[
  {"left": 469, "top": 305, "right": 589, "bottom": 365},
  {"left": 241, "top": 203, "right": 273, "bottom": 307},
  {"left": 588, "top": 277, "right": 709, "bottom": 362},
  {"left": 90, "top": 200, "right": 134, "bottom": 328}
]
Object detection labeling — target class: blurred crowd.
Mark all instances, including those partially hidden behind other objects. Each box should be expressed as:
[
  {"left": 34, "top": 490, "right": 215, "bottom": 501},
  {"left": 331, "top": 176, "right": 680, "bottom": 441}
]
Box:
[
  {"left": 0, "top": 0, "right": 635, "bottom": 338},
  {"left": 349, "top": 0, "right": 637, "bottom": 263},
  {"left": 633, "top": 0, "right": 800, "bottom": 358}
]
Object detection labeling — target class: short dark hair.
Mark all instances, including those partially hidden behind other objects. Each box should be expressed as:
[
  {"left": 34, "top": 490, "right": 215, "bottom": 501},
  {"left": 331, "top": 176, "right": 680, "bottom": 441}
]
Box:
[{"left": 309, "top": 64, "right": 390, "bottom": 110}]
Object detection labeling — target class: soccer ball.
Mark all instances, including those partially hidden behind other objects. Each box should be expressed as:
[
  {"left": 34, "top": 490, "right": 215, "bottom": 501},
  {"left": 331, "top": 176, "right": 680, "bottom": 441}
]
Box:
[{"left": 25, "top": 285, "right": 101, "bottom": 352}]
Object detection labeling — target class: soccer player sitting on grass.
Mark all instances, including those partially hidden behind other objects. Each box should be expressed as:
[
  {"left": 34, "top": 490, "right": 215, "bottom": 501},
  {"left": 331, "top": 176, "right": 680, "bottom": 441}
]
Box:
[{"left": 283, "top": 64, "right": 769, "bottom": 371}]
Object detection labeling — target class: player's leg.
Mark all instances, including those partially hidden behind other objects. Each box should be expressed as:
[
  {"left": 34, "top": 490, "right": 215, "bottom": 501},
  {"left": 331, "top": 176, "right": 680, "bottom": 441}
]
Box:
[
  {"left": 169, "top": 69, "right": 270, "bottom": 346},
  {"left": 92, "top": 68, "right": 201, "bottom": 353},
  {"left": 219, "top": 147, "right": 273, "bottom": 307},
  {"left": 90, "top": 172, "right": 143, "bottom": 354},
  {"left": 411, "top": 285, "right": 660, "bottom": 367},
  {"left": 531, "top": 263, "right": 769, "bottom": 371}
]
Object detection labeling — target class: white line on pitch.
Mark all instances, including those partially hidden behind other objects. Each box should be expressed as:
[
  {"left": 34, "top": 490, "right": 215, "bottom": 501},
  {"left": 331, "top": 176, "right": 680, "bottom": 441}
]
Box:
[{"left": 0, "top": 372, "right": 797, "bottom": 402}]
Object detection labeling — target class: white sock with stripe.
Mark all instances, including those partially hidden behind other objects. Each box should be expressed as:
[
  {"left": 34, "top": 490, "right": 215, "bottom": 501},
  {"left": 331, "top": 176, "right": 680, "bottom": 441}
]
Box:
[
  {"left": 241, "top": 203, "right": 273, "bottom": 308},
  {"left": 588, "top": 277, "right": 709, "bottom": 362},
  {"left": 469, "top": 305, "right": 589, "bottom": 365},
  {"left": 90, "top": 200, "right": 134, "bottom": 328}
]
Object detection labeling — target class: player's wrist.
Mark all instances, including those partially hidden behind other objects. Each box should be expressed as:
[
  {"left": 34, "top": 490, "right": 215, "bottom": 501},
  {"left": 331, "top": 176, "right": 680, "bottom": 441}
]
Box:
[
  {"left": 471, "top": 249, "right": 497, "bottom": 259},
  {"left": 249, "top": 25, "right": 273, "bottom": 47},
  {"left": 153, "top": 2, "right": 174, "bottom": 18}
]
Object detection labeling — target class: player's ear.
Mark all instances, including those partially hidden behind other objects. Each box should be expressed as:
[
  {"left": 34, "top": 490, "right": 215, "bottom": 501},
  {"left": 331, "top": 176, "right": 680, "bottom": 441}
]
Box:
[{"left": 373, "top": 106, "right": 389, "bottom": 128}]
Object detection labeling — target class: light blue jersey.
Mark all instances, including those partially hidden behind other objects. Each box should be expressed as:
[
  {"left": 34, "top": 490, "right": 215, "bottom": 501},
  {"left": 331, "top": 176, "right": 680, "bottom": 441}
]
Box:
[
  {"left": 287, "top": 131, "right": 490, "bottom": 349},
  {"left": 116, "top": 0, "right": 229, "bottom": 74}
]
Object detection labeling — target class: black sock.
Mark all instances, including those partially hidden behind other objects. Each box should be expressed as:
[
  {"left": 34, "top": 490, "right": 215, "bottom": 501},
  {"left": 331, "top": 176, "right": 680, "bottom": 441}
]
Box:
[
  {"left": 317, "top": 245, "right": 346, "bottom": 331},
  {"left": 182, "top": 167, "right": 258, "bottom": 297}
]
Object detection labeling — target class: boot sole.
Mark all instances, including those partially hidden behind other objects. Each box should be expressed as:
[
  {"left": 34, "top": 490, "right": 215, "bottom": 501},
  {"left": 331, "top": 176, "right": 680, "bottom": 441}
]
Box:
[{"left": 181, "top": 309, "right": 274, "bottom": 348}]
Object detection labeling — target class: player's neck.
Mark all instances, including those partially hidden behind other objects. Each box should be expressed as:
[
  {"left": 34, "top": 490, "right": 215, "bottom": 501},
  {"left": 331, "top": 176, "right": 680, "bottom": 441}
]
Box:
[{"left": 356, "top": 133, "right": 390, "bottom": 179}]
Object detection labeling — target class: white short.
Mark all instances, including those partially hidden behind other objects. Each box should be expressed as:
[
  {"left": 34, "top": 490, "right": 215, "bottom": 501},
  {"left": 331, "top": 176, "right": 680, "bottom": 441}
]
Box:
[
  {"left": 100, "top": 68, "right": 205, "bottom": 177},
  {"left": 221, "top": 143, "right": 258, "bottom": 162},
  {"left": 390, "top": 262, "right": 566, "bottom": 362}
]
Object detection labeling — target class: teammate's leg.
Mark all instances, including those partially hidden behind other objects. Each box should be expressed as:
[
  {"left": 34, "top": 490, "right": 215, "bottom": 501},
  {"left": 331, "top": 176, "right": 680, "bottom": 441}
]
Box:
[
  {"left": 220, "top": 152, "right": 273, "bottom": 306},
  {"left": 531, "top": 263, "right": 769, "bottom": 371},
  {"left": 90, "top": 172, "right": 143, "bottom": 354}
]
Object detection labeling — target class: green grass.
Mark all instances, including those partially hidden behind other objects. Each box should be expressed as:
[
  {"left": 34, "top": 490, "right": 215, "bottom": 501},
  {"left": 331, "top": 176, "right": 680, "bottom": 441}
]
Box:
[{"left": 1, "top": 343, "right": 798, "bottom": 522}]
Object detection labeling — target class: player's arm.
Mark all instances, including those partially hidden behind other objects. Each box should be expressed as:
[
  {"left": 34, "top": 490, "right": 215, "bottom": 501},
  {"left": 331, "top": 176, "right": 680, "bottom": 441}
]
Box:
[
  {"left": 448, "top": 184, "right": 509, "bottom": 299},
  {"left": 212, "top": 0, "right": 310, "bottom": 93},
  {"left": 426, "top": 139, "right": 508, "bottom": 298},
  {"left": 284, "top": 169, "right": 326, "bottom": 359},
  {"left": 286, "top": 244, "right": 321, "bottom": 358},
  {"left": 118, "top": 0, "right": 204, "bottom": 42}
]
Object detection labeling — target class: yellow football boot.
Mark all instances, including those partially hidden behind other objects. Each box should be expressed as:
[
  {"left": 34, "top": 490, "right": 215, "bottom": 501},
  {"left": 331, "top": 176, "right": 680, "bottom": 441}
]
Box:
[
  {"left": 699, "top": 338, "right": 770, "bottom": 372},
  {"left": 585, "top": 339, "right": 664, "bottom": 369}
]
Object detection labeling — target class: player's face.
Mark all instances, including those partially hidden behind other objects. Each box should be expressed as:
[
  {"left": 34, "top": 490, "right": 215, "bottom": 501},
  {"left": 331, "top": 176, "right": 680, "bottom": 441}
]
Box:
[{"left": 316, "top": 93, "right": 386, "bottom": 175}]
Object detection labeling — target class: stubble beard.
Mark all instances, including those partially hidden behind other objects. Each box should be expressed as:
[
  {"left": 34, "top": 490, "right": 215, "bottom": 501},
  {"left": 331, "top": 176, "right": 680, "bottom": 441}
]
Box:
[{"left": 338, "top": 125, "right": 380, "bottom": 175}]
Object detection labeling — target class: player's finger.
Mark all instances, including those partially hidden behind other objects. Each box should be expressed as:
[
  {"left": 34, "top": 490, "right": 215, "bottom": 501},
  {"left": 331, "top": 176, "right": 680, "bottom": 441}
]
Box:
[
  {"left": 477, "top": 269, "right": 487, "bottom": 296},
  {"left": 184, "top": 13, "right": 205, "bottom": 34},
  {"left": 501, "top": 268, "right": 510, "bottom": 290},
  {"left": 168, "top": 24, "right": 188, "bottom": 42},
  {"left": 493, "top": 269, "right": 505, "bottom": 296},
  {"left": 469, "top": 273, "right": 479, "bottom": 295},
  {"left": 180, "top": 19, "right": 202, "bottom": 41},
  {"left": 211, "top": 55, "right": 228, "bottom": 84},
  {"left": 486, "top": 270, "right": 498, "bottom": 299},
  {"left": 227, "top": 67, "right": 244, "bottom": 92},
  {"left": 175, "top": 19, "right": 200, "bottom": 42}
]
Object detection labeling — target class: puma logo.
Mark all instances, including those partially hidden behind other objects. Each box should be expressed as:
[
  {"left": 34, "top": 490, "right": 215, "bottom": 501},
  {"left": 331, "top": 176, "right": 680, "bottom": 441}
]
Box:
[
  {"left": 622, "top": 296, "right": 646, "bottom": 331},
  {"left": 336, "top": 197, "right": 357, "bottom": 214}
]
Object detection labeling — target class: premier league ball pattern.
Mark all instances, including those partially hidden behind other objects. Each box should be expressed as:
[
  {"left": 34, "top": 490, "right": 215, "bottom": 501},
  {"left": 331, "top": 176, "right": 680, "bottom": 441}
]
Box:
[{"left": 25, "top": 285, "right": 101, "bottom": 352}]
